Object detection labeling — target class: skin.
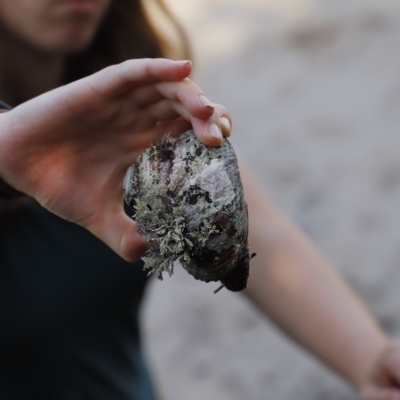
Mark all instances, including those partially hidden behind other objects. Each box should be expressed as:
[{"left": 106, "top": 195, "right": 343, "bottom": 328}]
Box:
[
  {"left": 0, "top": 0, "right": 399, "bottom": 399},
  {"left": 0, "top": 0, "right": 110, "bottom": 53},
  {"left": 0, "top": 0, "right": 110, "bottom": 104},
  {"left": 0, "top": 58, "right": 230, "bottom": 261},
  {"left": 241, "top": 162, "right": 400, "bottom": 398}
]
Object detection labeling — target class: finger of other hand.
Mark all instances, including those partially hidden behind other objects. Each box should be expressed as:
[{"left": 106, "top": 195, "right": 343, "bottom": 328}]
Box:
[
  {"left": 361, "top": 386, "right": 400, "bottom": 400},
  {"left": 384, "top": 344, "right": 400, "bottom": 384}
]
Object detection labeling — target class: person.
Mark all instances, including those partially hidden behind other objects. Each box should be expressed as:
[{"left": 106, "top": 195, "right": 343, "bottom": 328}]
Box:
[{"left": 0, "top": 1, "right": 399, "bottom": 399}]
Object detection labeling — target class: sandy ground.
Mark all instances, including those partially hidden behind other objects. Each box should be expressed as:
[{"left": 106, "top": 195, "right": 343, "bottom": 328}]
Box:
[{"left": 141, "top": 1, "right": 400, "bottom": 399}]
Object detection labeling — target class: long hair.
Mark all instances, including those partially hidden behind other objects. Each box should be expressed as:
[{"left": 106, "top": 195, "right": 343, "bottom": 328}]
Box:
[{"left": 64, "top": 0, "right": 191, "bottom": 83}]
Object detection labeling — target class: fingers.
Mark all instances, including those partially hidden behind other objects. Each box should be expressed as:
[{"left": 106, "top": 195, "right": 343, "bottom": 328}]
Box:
[
  {"left": 188, "top": 102, "right": 232, "bottom": 145},
  {"left": 156, "top": 118, "right": 192, "bottom": 137},
  {"left": 361, "top": 386, "right": 400, "bottom": 400},
  {"left": 85, "top": 58, "right": 232, "bottom": 146},
  {"left": 119, "top": 219, "right": 150, "bottom": 262},
  {"left": 156, "top": 115, "right": 224, "bottom": 146},
  {"left": 145, "top": 100, "right": 232, "bottom": 146},
  {"left": 119, "top": 72, "right": 230, "bottom": 137},
  {"left": 129, "top": 79, "right": 215, "bottom": 124},
  {"left": 383, "top": 343, "right": 400, "bottom": 383},
  {"left": 190, "top": 103, "right": 231, "bottom": 144},
  {"left": 213, "top": 103, "right": 232, "bottom": 137},
  {"left": 87, "top": 58, "right": 193, "bottom": 99},
  {"left": 86, "top": 206, "right": 149, "bottom": 262},
  {"left": 360, "top": 342, "right": 400, "bottom": 400},
  {"left": 191, "top": 111, "right": 224, "bottom": 146},
  {"left": 155, "top": 79, "right": 215, "bottom": 119}
]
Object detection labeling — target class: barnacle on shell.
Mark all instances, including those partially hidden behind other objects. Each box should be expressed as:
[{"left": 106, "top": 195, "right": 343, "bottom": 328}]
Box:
[{"left": 124, "top": 130, "right": 250, "bottom": 292}]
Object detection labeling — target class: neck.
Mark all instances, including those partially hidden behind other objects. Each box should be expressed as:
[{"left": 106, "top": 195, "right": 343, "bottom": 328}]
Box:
[{"left": 0, "top": 25, "right": 65, "bottom": 106}]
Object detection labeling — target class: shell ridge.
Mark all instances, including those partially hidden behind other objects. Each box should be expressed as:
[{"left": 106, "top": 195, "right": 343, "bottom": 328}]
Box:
[{"left": 124, "top": 130, "right": 250, "bottom": 290}]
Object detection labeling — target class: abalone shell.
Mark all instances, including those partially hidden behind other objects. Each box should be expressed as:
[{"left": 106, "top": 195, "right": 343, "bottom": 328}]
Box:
[{"left": 124, "top": 130, "right": 250, "bottom": 291}]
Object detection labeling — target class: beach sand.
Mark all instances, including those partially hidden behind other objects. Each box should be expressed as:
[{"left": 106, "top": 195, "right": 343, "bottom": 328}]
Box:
[{"left": 142, "top": 1, "right": 400, "bottom": 398}]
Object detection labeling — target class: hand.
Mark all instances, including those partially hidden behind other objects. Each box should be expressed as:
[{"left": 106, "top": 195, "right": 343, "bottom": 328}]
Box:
[
  {"left": 360, "top": 341, "right": 400, "bottom": 400},
  {"left": 0, "top": 58, "right": 231, "bottom": 261}
]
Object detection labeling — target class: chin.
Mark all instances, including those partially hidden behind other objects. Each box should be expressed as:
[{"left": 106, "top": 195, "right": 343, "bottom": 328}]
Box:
[
  {"left": 51, "top": 29, "right": 97, "bottom": 54},
  {"left": 59, "top": 40, "right": 93, "bottom": 54}
]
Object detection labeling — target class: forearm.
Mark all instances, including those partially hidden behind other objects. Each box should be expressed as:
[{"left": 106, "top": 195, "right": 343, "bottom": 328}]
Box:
[{"left": 240, "top": 160, "right": 388, "bottom": 387}]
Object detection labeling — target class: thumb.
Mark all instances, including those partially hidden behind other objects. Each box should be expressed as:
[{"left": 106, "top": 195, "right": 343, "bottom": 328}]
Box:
[
  {"left": 384, "top": 343, "right": 400, "bottom": 384},
  {"left": 361, "top": 386, "right": 400, "bottom": 400},
  {"left": 86, "top": 206, "right": 148, "bottom": 262}
]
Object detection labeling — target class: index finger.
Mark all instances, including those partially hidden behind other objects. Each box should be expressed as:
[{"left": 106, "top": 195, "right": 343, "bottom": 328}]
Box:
[{"left": 86, "top": 58, "right": 193, "bottom": 99}]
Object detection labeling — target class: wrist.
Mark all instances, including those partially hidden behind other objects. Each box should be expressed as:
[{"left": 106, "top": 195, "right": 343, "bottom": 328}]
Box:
[
  {"left": 353, "top": 335, "right": 389, "bottom": 388},
  {"left": 0, "top": 176, "right": 24, "bottom": 197},
  {"left": 0, "top": 109, "right": 24, "bottom": 198},
  {"left": 357, "top": 338, "right": 390, "bottom": 388}
]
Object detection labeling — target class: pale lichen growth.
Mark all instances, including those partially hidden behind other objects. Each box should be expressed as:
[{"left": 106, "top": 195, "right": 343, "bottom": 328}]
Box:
[
  {"left": 134, "top": 196, "right": 221, "bottom": 279},
  {"left": 124, "top": 130, "right": 250, "bottom": 291}
]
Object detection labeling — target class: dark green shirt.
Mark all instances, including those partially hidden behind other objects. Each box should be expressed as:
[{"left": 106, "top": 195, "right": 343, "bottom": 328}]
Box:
[{"left": 0, "top": 196, "right": 155, "bottom": 400}]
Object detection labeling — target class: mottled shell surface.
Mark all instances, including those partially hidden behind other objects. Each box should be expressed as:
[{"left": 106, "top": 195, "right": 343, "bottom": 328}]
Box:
[{"left": 124, "top": 130, "right": 250, "bottom": 291}]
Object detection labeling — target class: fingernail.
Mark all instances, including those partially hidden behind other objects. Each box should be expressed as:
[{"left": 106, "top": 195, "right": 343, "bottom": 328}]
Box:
[
  {"left": 176, "top": 60, "right": 192, "bottom": 67},
  {"left": 220, "top": 117, "right": 231, "bottom": 136},
  {"left": 199, "top": 94, "right": 213, "bottom": 108},
  {"left": 208, "top": 123, "right": 222, "bottom": 140}
]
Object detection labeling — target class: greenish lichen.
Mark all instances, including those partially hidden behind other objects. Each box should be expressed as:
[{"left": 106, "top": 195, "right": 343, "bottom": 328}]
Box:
[
  {"left": 124, "top": 130, "right": 250, "bottom": 291},
  {"left": 135, "top": 195, "right": 221, "bottom": 279}
]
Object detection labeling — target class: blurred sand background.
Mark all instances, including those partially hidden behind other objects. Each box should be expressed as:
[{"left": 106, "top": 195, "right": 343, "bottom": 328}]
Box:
[{"left": 141, "top": 1, "right": 400, "bottom": 399}]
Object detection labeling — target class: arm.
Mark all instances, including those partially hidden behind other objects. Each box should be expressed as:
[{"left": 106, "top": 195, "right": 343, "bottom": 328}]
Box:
[{"left": 239, "top": 160, "right": 391, "bottom": 388}]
